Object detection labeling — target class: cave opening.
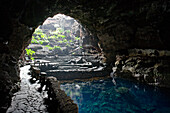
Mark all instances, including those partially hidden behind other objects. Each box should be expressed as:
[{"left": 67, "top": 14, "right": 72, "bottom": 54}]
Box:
[
  {"left": 1, "top": 0, "right": 170, "bottom": 113},
  {"left": 22, "top": 14, "right": 108, "bottom": 81},
  {"left": 6, "top": 14, "right": 111, "bottom": 113}
]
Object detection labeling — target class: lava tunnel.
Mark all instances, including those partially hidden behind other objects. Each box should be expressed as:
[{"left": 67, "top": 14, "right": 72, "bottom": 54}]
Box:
[{"left": 0, "top": 0, "right": 170, "bottom": 112}]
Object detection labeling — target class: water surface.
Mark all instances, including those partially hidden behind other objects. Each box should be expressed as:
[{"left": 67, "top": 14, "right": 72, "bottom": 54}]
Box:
[{"left": 61, "top": 78, "right": 170, "bottom": 113}]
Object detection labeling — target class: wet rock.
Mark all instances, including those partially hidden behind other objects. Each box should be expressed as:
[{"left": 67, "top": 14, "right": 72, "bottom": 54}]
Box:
[
  {"left": 7, "top": 66, "right": 48, "bottom": 113},
  {"left": 114, "top": 49, "right": 170, "bottom": 88},
  {"left": 0, "top": 0, "right": 170, "bottom": 111},
  {"left": 45, "top": 76, "right": 78, "bottom": 113},
  {"left": 31, "top": 67, "right": 40, "bottom": 78}
]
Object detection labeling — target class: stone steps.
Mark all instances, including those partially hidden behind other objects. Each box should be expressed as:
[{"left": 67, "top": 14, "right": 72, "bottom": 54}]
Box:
[{"left": 34, "top": 54, "right": 108, "bottom": 80}]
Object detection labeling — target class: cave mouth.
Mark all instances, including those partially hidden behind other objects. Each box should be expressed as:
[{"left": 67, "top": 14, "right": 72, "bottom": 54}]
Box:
[
  {"left": 23, "top": 14, "right": 108, "bottom": 81},
  {"left": 6, "top": 14, "right": 110, "bottom": 113}
]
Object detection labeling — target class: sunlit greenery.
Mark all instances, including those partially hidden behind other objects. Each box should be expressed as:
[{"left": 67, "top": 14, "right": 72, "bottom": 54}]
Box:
[
  {"left": 63, "top": 39, "right": 68, "bottom": 43},
  {"left": 48, "top": 35, "right": 56, "bottom": 39},
  {"left": 48, "top": 47, "right": 54, "bottom": 51},
  {"left": 27, "top": 26, "right": 83, "bottom": 58},
  {"left": 40, "top": 34, "right": 47, "bottom": 39},
  {"left": 69, "top": 40, "right": 73, "bottom": 42},
  {"left": 31, "top": 39, "right": 39, "bottom": 44},
  {"left": 35, "top": 36, "right": 41, "bottom": 40},
  {"left": 39, "top": 40, "right": 44, "bottom": 45},
  {"left": 66, "top": 43, "right": 70, "bottom": 47},
  {"left": 34, "top": 28, "right": 43, "bottom": 35},
  {"left": 25, "top": 49, "right": 35, "bottom": 60},
  {"left": 45, "top": 45, "right": 51, "bottom": 48},
  {"left": 65, "top": 30, "right": 71, "bottom": 33},
  {"left": 57, "top": 34, "right": 66, "bottom": 38},
  {"left": 56, "top": 28, "right": 64, "bottom": 33},
  {"left": 75, "top": 36, "right": 80, "bottom": 40},
  {"left": 54, "top": 46, "right": 62, "bottom": 50},
  {"left": 58, "top": 40, "right": 63, "bottom": 43}
]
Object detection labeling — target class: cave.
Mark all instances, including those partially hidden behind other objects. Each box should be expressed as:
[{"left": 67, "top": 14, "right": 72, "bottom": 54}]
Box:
[{"left": 0, "top": 0, "right": 170, "bottom": 112}]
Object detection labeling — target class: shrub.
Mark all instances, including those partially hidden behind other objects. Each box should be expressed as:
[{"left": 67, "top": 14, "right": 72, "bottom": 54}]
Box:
[
  {"left": 63, "top": 39, "right": 67, "bottom": 43},
  {"left": 48, "top": 35, "right": 56, "bottom": 39},
  {"left": 54, "top": 46, "right": 62, "bottom": 50},
  {"left": 41, "top": 34, "right": 47, "bottom": 39},
  {"left": 31, "top": 39, "right": 39, "bottom": 44},
  {"left": 56, "top": 28, "right": 64, "bottom": 33},
  {"left": 25, "top": 49, "right": 35, "bottom": 60},
  {"left": 39, "top": 40, "right": 44, "bottom": 45},
  {"left": 35, "top": 36, "right": 41, "bottom": 40},
  {"left": 58, "top": 40, "right": 63, "bottom": 43},
  {"left": 65, "top": 30, "right": 71, "bottom": 33},
  {"left": 66, "top": 43, "right": 70, "bottom": 47},
  {"left": 45, "top": 45, "right": 51, "bottom": 48},
  {"left": 49, "top": 47, "right": 53, "bottom": 51},
  {"left": 57, "top": 34, "right": 66, "bottom": 38},
  {"left": 75, "top": 37, "right": 80, "bottom": 40}
]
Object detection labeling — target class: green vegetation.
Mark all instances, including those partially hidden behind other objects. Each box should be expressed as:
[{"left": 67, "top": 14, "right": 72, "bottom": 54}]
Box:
[
  {"left": 45, "top": 45, "right": 55, "bottom": 51},
  {"left": 35, "top": 36, "right": 41, "bottom": 40},
  {"left": 50, "top": 31, "right": 58, "bottom": 35},
  {"left": 75, "top": 36, "right": 80, "bottom": 40},
  {"left": 48, "top": 35, "right": 56, "bottom": 39},
  {"left": 57, "top": 34, "right": 66, "bottom": 38},
  {"left": 31, "top": 39, "right": 39, "bottom": 44},
  {"left": 40, "top": 33, "right": 47, "bottom": 39},
  {"left": 48, "top": 47, "right": 54, "bottom": 51},
  {"left": 66, "top": 43, "right": 70, "bottom": 47},
  {"left": 65, "top": 30, "right": 71, "bottom": 33},
  {"left": 56, "top": 28, "right": 64, "bottom": 33},
  {"left": 63, "top": 39, "right": 68, "bottom": 43},
  {"left": 39, "top": 40, "right": 44, "bottom": 45},
  {"left": 45, "top": 45, "right": 51, "bottom": 48},
  {"left": 54, "top": 46, "right": 62, "bottom": 50},
  {"left": 25, "top": 49, "right": 35, "bottom": 60},
  {"left": 27, "top": 26, "right": 83, "bottom": 57},
  {"left": 34, "top": 28, "right": 43, "bottom": 35},
  {"left": 58, "top": 40, "right": 63, "bottom": 43}
]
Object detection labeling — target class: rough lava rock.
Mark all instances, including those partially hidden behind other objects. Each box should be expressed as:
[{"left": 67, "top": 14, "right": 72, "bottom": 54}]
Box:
[
  {"left": 0, "top": 0, "right": 170, "bottom": 112},
  {"left": 114, "top": 49, "right": 170, "bottom": 88}
]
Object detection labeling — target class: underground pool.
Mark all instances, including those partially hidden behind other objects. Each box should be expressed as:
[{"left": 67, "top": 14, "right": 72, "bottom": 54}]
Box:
[{"left": 60, "top": 78, "right": 170, "bottom": 113}]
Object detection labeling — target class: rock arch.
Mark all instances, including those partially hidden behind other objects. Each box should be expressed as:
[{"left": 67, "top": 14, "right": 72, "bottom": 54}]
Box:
[{"left": 0, "top": 0, "right": 170, "bottom": 112}]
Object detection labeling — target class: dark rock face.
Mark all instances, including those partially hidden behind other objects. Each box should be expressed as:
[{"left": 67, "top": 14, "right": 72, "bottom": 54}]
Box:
[
  {"left": 0, "top": 0, "right": 170, "bottom": 112},
  {"left": 114, "top": 49, "right": 170, "bottom": 88},
  {"left": 45, "top": 77, "right": 78, "bottom": 113}
]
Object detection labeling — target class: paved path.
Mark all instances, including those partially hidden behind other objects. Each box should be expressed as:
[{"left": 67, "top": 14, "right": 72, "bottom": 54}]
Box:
[{"left": 6, "top": 66, "right": 48, "bottom": 113}]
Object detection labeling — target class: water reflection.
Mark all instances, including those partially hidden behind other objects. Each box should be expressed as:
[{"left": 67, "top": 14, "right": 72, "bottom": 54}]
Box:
[{"left": 61, "top": 78, "right": 170, "bottom": 113}]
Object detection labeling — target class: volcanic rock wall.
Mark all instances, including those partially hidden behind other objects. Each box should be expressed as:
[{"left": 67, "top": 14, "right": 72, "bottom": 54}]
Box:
[{"left": 0, "top": 0, "right": 170, "bottom": 112}]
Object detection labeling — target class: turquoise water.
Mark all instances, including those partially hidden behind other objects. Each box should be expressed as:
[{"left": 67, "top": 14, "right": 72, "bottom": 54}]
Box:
[{"left": 60, "top": 78, "right": 170, "bottom": 113}]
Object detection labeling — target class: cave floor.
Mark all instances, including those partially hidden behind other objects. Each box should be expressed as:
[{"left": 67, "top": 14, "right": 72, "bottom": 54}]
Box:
[{"left": 6, "top": 65, "right": 48, "bottom": 113}]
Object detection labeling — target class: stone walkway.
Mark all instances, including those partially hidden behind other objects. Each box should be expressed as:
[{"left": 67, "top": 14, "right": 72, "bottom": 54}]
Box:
[{"left": 6, "top": 66, "right": 48, "bottom": 113}]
